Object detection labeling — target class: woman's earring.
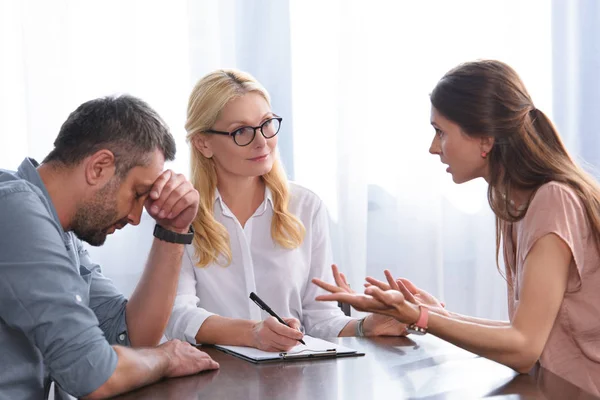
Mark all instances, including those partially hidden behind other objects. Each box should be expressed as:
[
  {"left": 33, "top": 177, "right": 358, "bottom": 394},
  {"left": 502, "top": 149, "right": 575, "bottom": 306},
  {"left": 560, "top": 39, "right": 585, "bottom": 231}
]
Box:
[{"left": 481, "top": 151, "right": 488, "bottom": 158}]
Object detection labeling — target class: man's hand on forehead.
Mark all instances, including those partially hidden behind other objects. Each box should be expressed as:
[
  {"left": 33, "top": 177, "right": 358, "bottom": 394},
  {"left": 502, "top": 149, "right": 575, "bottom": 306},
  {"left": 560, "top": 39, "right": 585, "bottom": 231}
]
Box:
[{"left": 145, "top": 170, "right": 200, "bottom": 233}]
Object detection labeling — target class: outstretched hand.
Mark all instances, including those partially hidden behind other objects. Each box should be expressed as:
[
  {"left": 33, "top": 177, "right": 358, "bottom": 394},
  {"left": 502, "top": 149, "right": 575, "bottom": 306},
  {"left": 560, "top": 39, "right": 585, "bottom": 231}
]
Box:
[
  {"left": 365, "top": 271, "right": 450, "bottom": 317},
  {"left": 312, "top": 265, "right": 419, "bottom": 331}
]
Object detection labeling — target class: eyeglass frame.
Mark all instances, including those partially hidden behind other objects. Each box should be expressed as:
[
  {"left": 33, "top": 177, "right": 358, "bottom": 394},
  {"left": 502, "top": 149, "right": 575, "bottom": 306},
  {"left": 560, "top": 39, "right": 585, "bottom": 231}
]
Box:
[{"left": 204, "top": 115, "right": 283, "bottom": 147}]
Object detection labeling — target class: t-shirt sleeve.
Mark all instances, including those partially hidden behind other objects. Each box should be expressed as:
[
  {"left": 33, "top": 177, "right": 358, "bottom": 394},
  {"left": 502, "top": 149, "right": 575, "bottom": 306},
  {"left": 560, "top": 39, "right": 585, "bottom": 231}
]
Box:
[
  {"left": 519, "top": 183, "right": 588, "bottom": 292},
  {"left": 0, "top": 190, "right": 117, "bottom": 398}
]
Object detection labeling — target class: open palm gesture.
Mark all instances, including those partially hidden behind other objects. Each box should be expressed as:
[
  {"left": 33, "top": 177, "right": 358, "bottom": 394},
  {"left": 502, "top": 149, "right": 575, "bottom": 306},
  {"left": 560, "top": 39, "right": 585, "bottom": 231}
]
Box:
[
  {"left": 312, "top": 265, "right": 417, "bottom": 332},
  {"left": 365, "top": 272, "right": 450, "bottom": 317}
]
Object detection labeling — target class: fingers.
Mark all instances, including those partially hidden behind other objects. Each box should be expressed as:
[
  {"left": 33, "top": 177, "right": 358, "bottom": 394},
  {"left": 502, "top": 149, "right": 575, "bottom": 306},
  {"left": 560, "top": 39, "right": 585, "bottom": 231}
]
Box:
[
  {"left": 365, "top": 273, "right": 416, "bottom": 304},
  {"left": 149, "top": 170, "right": 172, "bottom": 201},
  {"left": 148, "top": 172, "right": 187, "bottom": 218},
  {"left": 192, "top": 350, "right": 220, "bottom": 371},
  {"left": 158, "top": 185, "right": 196, "bottom": 220},
  {"left": 364, "top": 286, "right": 384, "bottom": 298},
  {"left": 198, "top": 358, "right": 220, "bottom": 371},
  {"left": 315, "top": 292, "right": 354, "bottom": 303},
  {"left": 312, "top": 278, "right": 343, "bottom": 293},
  {"left": 332, "top": 264, "right": 351, "bottom": 292},
  {"left": 265, "top": 317, "right": 303, "bottom": 341},
  {"left": 269, "top": 336, "right": 299, "bottom": 351},
  {"left": 283, "top": 317, "right": 302, "bottom": 331},
  {"left": 398, "top": 278, "right": 420, "bottom": 295},
  {"left": 162, "top": 340, "right": 220, "bottom": 377},
  {"left": 383, "top": 270, "right": 400, "bottom": 291},
  {"left": 365, "top": 277, "right": 391, "bottom": 291},
  {"left": 339, "top": 272, "right": 351, "bottom": 292},
  {"left": 253, "top": 320, "right": 298, "bottom": 352},
  {"left": 365, "top": 287, "right": 405, "bottom": 308},
  {"left": 163, "top": 189, "right": 198, "bottom": 220},
  {"left": 339, "top": 272, "right": 349, "bottom": 286},
  {"left": 145, "top": 170, "right": 200, "bottom": 230},
  {"left": 395, "top": 280, "right": 417, "bottom": 304},
  {"left": 315, "top": 292, "right": 377, "bottom": 313}
]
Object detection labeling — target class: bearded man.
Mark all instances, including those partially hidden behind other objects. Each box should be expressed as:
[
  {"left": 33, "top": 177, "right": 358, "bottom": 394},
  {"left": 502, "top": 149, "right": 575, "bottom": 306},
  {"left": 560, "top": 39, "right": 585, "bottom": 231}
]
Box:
[{"left": 0, "top": 95, "right": 219, "bottom": 400}]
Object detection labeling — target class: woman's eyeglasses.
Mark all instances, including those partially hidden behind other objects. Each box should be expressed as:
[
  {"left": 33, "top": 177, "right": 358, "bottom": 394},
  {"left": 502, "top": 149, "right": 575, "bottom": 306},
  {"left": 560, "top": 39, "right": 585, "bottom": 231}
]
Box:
[{"left": 205, "top": 116, "right": 282, "bottom": 147}]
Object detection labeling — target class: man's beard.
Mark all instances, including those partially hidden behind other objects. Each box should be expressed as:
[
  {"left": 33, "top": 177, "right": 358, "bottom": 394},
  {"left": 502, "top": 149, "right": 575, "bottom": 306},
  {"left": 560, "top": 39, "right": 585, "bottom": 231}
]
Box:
[{"left": 71, "top": 180, "right": 126, "bottom": 246}]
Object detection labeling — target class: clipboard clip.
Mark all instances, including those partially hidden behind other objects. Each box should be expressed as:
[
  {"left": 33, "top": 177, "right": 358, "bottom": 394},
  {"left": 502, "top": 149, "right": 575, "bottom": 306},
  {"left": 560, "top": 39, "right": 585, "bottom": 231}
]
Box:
[{"left": 279, "top": 348, "right": 338, "bottom": 360}]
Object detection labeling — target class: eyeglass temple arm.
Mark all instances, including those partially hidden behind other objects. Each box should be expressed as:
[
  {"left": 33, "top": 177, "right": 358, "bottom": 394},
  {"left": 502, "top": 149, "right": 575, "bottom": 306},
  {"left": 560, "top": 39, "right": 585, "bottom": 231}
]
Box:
[{"left": 205, "top": 129, "right": 231, "bottom": 136}]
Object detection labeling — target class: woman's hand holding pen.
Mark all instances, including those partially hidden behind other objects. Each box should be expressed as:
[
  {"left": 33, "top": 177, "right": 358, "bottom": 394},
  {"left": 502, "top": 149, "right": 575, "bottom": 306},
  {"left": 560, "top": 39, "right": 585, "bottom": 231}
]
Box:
[{"left": 251, "top": 317, "right": 304, "bottom": 352}]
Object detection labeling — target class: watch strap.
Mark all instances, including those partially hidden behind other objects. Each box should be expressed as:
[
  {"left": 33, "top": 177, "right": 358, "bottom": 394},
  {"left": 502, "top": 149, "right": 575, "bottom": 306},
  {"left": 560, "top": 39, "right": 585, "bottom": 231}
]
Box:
[
  {"left": 153, "top": 224, "right": 194, "bottom": 245},
  {"left": 407, "top": 305, "right": 429, "bottom": 335},
  {"left": 355, "top": 317, "right": 366, "bottom": 337}
]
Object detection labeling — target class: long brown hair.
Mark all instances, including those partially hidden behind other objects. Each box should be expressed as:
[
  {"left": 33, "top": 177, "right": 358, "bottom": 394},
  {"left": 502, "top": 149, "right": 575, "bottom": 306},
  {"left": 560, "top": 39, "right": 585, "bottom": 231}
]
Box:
[
  {"left": 185, "top": 69, "right": 305, "bottom": 268},
  {"left": 430, "top": 60, "right": 600, "bottom": 273}
]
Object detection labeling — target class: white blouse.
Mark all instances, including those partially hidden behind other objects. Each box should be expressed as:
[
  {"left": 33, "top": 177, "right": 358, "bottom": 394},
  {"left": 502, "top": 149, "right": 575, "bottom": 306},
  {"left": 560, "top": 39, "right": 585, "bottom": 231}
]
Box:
[{"left": 165, "top": 183, "right": 353, "bottom": 344}]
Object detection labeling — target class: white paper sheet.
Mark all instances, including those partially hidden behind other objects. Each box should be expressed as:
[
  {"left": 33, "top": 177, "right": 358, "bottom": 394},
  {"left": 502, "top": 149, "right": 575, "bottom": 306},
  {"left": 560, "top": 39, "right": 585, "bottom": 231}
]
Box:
[{"left": 214, "top": 335, "right": 359, "bottom": 362}]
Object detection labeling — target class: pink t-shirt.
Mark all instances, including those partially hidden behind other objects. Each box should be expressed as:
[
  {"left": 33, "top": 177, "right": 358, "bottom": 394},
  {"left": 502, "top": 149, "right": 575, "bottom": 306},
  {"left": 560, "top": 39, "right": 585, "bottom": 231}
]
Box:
[{"left": 503, "top": 182, "right": 600, "bottom": 395}]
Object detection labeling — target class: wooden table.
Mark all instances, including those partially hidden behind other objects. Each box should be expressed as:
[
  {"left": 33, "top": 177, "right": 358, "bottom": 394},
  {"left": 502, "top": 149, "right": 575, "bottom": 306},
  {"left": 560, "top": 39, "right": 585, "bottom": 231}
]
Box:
[{"left": 115, "top": 336, "right": 598, "bottom": 399}]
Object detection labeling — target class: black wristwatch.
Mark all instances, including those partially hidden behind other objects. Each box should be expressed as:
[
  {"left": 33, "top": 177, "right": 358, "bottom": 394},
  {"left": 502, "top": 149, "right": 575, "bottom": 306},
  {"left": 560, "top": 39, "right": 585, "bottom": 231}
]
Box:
[{"left": 153, "top": 224, "right": 194, "bottom": 244}]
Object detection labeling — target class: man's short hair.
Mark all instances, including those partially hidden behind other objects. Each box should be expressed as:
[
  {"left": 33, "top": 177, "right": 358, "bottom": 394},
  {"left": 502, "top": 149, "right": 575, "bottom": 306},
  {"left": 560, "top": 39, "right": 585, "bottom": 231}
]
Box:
[{"left": 44, "top": 95, "right": 176, "bottom": 177}]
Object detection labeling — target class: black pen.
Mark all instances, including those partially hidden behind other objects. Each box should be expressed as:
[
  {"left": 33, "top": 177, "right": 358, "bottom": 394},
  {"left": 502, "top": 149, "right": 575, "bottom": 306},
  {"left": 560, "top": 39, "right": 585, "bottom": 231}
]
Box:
[{"left": 249, "top": 292, "right": 306, "bottom": 345}]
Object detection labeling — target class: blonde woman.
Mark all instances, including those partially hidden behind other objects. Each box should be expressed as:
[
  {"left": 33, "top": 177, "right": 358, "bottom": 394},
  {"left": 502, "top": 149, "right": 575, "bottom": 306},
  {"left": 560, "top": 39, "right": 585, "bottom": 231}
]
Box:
[{"left": 165, "top": 69, "right": 407, "bottom": 352}]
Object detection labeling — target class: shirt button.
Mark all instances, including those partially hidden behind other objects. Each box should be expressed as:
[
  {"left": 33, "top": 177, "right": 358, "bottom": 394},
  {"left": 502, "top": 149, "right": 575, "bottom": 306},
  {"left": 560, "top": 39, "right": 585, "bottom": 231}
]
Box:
[
  {"left": 119, "top": 334, "right": 126, "bottom": 342},
  {"left": 75, "top": 295, "right": 82, "bottom": 303}
]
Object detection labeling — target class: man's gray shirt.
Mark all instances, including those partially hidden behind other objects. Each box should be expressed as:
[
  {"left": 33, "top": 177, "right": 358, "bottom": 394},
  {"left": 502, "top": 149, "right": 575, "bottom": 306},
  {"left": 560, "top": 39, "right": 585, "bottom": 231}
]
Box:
[{"left": 0, "top": 158, "right": 131, "bottom": 399}]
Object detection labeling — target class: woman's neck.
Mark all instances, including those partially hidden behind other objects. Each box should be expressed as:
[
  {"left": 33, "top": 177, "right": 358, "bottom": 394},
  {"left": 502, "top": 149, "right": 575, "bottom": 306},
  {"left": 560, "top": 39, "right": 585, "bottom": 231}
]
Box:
[
  {"left": 496, "top": 185, "right": 532, "bottom": 211},
  {"left": 484, "top": 170, "right": 532, "bottom": 210},
  {"left": 216, "top": 172, "right": 265, "bottom": 227},
  {"left": 508, "top": 188, "right": 532, "bottom": 210}
]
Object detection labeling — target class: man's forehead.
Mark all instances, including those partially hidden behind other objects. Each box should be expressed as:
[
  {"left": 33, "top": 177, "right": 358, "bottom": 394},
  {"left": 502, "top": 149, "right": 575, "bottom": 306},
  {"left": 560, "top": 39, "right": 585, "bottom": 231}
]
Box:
[{"left": 130, "top": 150, "right": 165, "bottom": 186}]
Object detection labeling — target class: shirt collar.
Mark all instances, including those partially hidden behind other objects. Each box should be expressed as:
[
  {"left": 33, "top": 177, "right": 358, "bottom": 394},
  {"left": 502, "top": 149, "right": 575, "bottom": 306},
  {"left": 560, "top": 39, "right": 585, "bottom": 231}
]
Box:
[
  {"left": 16, "top": 157, "right": 65, "bottom": 234},
  {"left": 17, "top": 158, "right": 43, "bottom": 189},
  {"left": 260, "top": 186, "right": 274, "bottom": 214},
  {"left": 214, "top": 185, "right": 274, "bottom": 218}
]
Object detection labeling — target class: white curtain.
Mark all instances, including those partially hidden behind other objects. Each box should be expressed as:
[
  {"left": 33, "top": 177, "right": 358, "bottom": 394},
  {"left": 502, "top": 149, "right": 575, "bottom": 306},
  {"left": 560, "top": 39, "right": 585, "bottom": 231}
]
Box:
[
  {"left": 1, "top": 0, "right": 562, "bottom": 322},
  {"left": 552, "top": 0, "right": 600, "bottom": 175}
]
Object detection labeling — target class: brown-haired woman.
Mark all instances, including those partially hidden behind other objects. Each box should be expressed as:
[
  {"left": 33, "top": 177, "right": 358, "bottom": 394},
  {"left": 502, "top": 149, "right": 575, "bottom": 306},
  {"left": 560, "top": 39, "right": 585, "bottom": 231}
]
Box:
[{"left": 314, "top": 60, "right": 600, "bottom": 395}]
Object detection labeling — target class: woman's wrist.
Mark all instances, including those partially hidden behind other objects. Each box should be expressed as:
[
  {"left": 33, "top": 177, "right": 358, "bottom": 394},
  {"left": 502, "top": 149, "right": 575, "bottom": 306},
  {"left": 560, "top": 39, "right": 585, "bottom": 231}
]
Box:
[
  {"left": 361, "top": 315, "right": 374, "bottom": 336},
  {"left": 355, "top": 317, "right": 367, "bottom": 337},
  {"left": 405, "top": 302, "right": 422, "bottom": 325},
  {"left": 245, "top": 320, "right": 261, "bottom": 347},
  {"left": 430, "top": 305, "right": 451, "bottom": 318}
]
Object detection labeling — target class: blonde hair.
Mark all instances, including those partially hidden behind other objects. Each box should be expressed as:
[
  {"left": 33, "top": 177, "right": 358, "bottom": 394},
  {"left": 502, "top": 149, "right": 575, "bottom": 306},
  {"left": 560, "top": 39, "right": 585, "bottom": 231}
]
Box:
[{"left": 185, "top": 69, "right": 305, "bottom": 267}]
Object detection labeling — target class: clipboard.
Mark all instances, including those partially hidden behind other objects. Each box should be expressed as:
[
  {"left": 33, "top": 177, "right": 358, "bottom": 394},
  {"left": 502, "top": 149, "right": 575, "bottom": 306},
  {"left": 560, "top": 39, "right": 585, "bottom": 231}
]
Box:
[{"left": 212, "top": 335, "right": 365, "bottom": 364}]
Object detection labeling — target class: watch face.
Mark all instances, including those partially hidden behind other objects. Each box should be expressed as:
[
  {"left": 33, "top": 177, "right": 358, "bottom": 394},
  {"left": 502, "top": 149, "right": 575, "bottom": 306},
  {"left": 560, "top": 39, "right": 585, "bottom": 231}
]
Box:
[{"left": 406, "top": 325, "right": 427, "bottom": 336}]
